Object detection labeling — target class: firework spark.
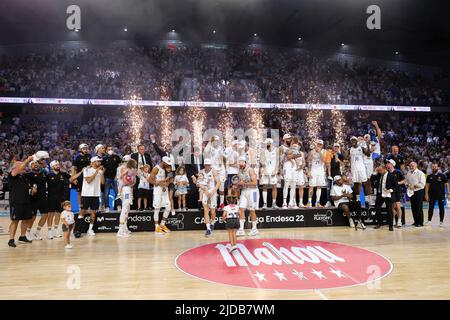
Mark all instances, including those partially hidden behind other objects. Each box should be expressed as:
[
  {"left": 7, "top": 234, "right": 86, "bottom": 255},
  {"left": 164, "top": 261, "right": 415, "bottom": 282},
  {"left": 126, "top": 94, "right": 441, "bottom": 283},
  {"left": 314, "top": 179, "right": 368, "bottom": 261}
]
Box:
[
  {"left": 218, "top": 107, "right": 233, "bottom": 147},
  {"left": 158, "top": 105, "right": 173, "bottom": 147},
  {"left": 183, "top": 107, "right": 206, "bottom": 151},
  {"left": 331, "top": 109, "right": 346, "bottom": 144},
  {"left": 126, "top": 95, "right": 146, "bottom": 151},
  {"left": 245, "top": 107, "right": 265, "bottom": 161},
  {"left": 305, "top": 107, "right": 323, "bottom": 144}
]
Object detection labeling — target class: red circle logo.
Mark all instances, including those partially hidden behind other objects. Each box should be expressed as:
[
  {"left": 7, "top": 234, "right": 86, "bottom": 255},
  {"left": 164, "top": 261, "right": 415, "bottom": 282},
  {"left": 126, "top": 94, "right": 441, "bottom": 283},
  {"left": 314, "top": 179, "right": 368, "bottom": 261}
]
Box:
[{"left": 175, "top": 239, "right": 392, "bottom": 290}]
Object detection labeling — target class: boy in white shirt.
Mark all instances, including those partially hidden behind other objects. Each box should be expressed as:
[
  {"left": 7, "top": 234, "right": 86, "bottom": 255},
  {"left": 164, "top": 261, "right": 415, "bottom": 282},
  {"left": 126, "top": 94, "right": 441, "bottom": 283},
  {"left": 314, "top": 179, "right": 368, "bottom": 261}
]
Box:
[{"left": 61, "top": 201, "right": 75, "bottom": 249}]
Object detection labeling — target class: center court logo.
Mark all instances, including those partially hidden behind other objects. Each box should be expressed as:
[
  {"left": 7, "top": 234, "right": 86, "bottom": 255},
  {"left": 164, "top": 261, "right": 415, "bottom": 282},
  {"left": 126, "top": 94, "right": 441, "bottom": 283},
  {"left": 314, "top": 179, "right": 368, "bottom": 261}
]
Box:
[{"left": 175, "top": 239, "right": 392, "bottom": 290}]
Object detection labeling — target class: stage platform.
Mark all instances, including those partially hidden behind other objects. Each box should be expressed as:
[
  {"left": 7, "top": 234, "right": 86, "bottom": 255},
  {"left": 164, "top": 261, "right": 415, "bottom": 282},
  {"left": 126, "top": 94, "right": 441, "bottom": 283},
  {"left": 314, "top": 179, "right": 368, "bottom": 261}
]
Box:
[{"left": 76, "top": 206, "right": 393, "bottom": 233}]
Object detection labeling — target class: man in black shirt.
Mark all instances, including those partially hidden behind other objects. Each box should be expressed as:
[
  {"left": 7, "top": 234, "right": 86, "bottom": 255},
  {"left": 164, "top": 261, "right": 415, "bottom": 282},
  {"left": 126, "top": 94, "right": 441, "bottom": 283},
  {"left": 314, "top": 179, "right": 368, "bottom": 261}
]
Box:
[
  {"left": 386, "top": 145, "right": 405, "bottom": 172},
  {"left": 330, "top": 143, "right": 344, "bottom": 179},
  {"left": 103, "top": 146, "right": 121, "bottom": 212},
  {"left": 26, "top": 160, "right": 49, "bottom": 240},
  {"left": 8, "top": 156, "right": 34, "bottom": 247},
  {"left": 47, "top": 160, "right": 72, "bottom": 238},
  {"left": 374, "top": 165, "right": 398, "bottom": 231},
  {"left": 385, "top": 159, "right": 406, "bottom": 228},
  {"left": 425, "top": 163, "right": 447, "bottom": 226},
  {"left": 72, "top": 143, "right": 91, "bottom": 209}
]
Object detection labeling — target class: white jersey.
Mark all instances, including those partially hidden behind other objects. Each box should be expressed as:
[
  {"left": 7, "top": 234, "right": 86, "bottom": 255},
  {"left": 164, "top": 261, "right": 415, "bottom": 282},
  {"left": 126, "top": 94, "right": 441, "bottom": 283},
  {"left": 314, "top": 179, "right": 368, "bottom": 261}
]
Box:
[
  {"left": 224, "top": 147, "right": 239, "bottom": 175},
  {"left": 153, "top": 165, "right": 170, "bottom": 208},
  {"left": 200, "top": 169, "right": 217, "bottom": 191},
  {"left": 310, "top": 149, "right": 326, "bottom": 174},
  {"left": 154, "top": 165, "right": 166, "bottom": 184},
  {"left": 224, "top": 204, "right": 239, "bottom": 219},
  {"left": 350, "top": 146, "right": 366, "bottom": 168},
  {"left": 210, "top": 146, "right": 225, "bottom": 171},
  {"left": 363, "top": 142, "right": 373, "bottom": 163},
  {"left": 262, "top": 147, "right": 278, "bottom": 175},
  {"left": 283, "top": 160, "right": 297, "bottom": 181}
]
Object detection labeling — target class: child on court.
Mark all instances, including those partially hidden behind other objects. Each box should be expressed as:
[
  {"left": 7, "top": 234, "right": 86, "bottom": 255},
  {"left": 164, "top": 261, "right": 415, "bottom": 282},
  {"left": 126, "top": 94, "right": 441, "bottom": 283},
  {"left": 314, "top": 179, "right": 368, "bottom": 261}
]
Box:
[
  {"left": 174, "top": 166, "right": 189, "bottom": 211},
  {"left": 137, "top": 164, "right": 151, "bottom": 210},
  {"left": 222, "top": 195, "right": 240, "bottom": 252},
  {"left": 60, "top": 201, "right": 75, "bottom": 249}
]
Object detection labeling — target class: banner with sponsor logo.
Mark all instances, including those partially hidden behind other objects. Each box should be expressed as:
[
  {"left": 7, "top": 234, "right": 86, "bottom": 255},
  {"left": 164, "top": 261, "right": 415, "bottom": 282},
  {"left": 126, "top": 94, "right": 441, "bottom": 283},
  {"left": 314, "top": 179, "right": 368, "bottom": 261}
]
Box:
[{"left": 0, "top": 96, "right": 431, "bottom": 111}]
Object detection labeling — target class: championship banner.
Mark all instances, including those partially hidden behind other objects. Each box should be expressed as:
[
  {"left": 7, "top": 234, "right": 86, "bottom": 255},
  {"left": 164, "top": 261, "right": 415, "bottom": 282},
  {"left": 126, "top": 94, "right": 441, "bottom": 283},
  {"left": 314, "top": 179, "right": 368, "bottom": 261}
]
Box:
[{"left": 74, "top": 207, "right": 391, "bottom": 233}]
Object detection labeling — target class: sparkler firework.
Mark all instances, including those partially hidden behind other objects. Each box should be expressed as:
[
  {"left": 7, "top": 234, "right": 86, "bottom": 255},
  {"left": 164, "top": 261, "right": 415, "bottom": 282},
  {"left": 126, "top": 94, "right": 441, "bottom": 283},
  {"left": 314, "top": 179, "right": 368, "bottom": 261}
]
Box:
[
  {"left": 331, "top": 109, "right": 346, "bottom": 144},
  {"left": 126, "top": 95, "right": 146, "bottom": 151},
  {"left": 305, "top": 107, "right": 323, "bottom": 144}
]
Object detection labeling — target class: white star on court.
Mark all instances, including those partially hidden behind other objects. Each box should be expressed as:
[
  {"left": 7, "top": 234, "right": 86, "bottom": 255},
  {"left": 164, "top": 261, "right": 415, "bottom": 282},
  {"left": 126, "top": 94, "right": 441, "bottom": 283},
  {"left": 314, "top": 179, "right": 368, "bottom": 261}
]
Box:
[
  {"left": 272, "top": 270, "right": 287, "bottom": 281},
  {"left": 329, "top": 268, "right": 346, "bottom": 279},
  {"left": 292, "top": 269, "right": 308, "bottom": 280},
  {"left": 253, "top": 271, "right": 267, "bottom": 283},
  {"left": 311, "top": 269, "right": 327, "bottom": 279}
]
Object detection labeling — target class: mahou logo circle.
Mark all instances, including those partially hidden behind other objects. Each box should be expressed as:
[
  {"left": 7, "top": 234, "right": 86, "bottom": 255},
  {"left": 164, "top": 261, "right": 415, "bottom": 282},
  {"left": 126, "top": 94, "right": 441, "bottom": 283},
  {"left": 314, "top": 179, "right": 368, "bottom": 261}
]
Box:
[{"left": 175, "top": 239, "right": 392, "bottom": 290}]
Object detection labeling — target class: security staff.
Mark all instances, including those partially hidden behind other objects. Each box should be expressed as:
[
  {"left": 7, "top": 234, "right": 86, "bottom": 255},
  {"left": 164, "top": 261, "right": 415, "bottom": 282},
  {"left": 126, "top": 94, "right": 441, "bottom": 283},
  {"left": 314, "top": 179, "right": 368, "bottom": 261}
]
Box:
[{"left": 425, "top": 163, "right": 447, "bottom": 226}]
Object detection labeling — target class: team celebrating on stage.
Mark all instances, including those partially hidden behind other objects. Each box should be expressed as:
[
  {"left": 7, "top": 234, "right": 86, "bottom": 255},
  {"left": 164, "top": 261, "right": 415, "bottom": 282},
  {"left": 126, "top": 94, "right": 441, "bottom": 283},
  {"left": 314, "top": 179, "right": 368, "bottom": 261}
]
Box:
[{"left": 6, "top": 120, "right": 449, "bottom": 249}]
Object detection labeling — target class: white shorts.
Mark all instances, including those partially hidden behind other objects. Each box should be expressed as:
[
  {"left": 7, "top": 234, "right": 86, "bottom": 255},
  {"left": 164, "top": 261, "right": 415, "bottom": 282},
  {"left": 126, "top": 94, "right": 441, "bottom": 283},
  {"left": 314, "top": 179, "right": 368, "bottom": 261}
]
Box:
[
  {"left": 153, "top": 187, "right": 170, "bottom": 208},
  {"left": 260, "top": 175, "right": 278, "bottom": 185},
  {"left": 239, "top": 188, "right": 259, "bottom": 210},
  {"left": 309, "top": 173, "right": 326, "bottom": 187},
  {"left": 202, "top": 192, "right": 217, "bottom": 208},
  {"left": 351, "top": 165, "right": 368, "bottom": 183},
  {"left": 296, "top": 171, "right": 305, "bottom": 186},
  {"left": 364, "top": 161, "right": 374, "bottom": 178},
  {"left": 213, "top": 168, "right": 226, "bottom": 183}
]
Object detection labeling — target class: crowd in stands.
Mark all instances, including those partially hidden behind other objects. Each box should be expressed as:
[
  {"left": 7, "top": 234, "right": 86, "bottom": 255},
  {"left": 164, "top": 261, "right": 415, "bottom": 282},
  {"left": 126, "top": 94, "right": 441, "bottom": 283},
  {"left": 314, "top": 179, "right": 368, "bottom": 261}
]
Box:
[{"left": 0, "top": 45, "right": 448, "bottom": 106}]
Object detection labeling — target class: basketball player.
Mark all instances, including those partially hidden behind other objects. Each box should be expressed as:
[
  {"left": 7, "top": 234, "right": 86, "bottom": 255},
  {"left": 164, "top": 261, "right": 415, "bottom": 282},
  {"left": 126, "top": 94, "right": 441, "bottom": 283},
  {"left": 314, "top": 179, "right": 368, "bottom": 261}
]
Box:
[
  {"left": 204, "top": 135, "right": 226, "bottom": 209},
  {"left": 282, "top": 150, "right": 297, "bottom": 208},
  {"left": 116, "top": 159, "right": 137, "bottom": 237},
  {"left": 260, "top": 138, "right": 279, "bottom": 209},
  {"left": 236, "top": 156, "right": 259, "bottom": 237},
  {"left": 192, "top": 158, "right": 220, "bottom": 237},
  {"left": 291, "top": 139, "right": 306, "bottom": 207},
  {"left": 224, "top": 140, "right": 240, "bottom": 197},
  {"left": 363, "top": 134, "right": 376, "bottom": 206},
  {"left": 348, "top": 136, "right": 369, "bottom": 204},
  {"left": 149, "top": 156, "right": 173, "bottom": 235},
  {"left": 307, "top": 140, "right": 327, "bottom": 207}
]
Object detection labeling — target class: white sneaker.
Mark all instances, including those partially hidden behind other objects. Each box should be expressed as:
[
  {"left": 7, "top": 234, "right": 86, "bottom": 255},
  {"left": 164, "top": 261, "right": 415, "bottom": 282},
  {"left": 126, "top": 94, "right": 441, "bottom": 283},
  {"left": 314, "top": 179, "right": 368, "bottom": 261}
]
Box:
[
  {"left": 125, "top": 227, "right": 131, "bottom": 234},
  {"left": 47, "top": 229, "right": 53, "bottom": 239},
  {"left": 262, "top": 203, "right": 268, "bottom": 209},
  {"left": 26, "top": 230, "right": 32, "bottom": 241},
  {"left": 104, "top": 208, "right": 110, "bottom": 213},
  {"left": 439, "top": 221, "right": 444, "bottom": 227},
  {"left": 171, "top": 209, "right": 176, "bottom": 216},
  {"left": 116, "top": 230, "right": 130, "bottom": 238},
  {"left": 298, "top": 203, "right": 305, "bottom": 208},
  {"left": 349, "top": 219, "right": 355, "bottom": 228},
  {"left": 282, "top": 203, "right": 288, "bottom": 209},
  {"left": 249, "top": 229, "right": 259, "bottom": 236},
  {"left": 34, "top": 231, "right": 43, "bottom": 240},
  {"left": 87, "top": 229, "right": 95, "bottom": 236},
  {"left": 65, "top": 244, "right": 73, "bottom": 249},
  {"left": 272, "top": 203, "right": 279, "bottom": 209},
  {"left": 289, "top": 204, "right": 299, "bottom": 209},
  {"left": 53, "top": 229, "right": 62, "bottom": 238},
  {"left": 229, "top": 245, "right": 238, "bottom": 253},
  {"left": 396, "top": 220, "right": 402, "bottom": 228},
  {"left": 236, "top": 229, "right": 246, "bottom": 237},
  {"left": 325, "top": 201, "right": 332, "bottom": 207}
]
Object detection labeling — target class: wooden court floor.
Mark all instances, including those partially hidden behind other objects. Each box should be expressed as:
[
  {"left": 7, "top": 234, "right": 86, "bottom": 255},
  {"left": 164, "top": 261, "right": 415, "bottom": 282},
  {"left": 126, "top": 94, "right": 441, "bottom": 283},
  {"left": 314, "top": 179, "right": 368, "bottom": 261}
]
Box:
[{"left": 1, "top": 208, "right": 450, "bottom": 300}]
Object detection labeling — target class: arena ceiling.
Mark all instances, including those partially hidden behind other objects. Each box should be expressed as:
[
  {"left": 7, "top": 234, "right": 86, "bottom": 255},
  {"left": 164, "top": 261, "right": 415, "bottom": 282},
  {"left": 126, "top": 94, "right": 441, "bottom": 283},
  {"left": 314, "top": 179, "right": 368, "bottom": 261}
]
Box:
[{"left": 0, "top": 0, "right": 449, "bottom": 65}]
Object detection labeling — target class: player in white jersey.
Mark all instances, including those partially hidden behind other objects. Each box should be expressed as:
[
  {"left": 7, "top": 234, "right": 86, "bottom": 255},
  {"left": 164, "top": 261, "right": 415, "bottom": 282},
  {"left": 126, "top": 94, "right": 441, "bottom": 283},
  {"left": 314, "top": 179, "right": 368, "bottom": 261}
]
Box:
[
  {"left": 236, "top": 156, "right": 259, "bottom": 237},
  {"left": 279, "top": 133, "right": 293, "bottom": 168},
  {"left": 192, "top": 158, "right": 220, "bottom": 237},
  {"left": 260, "top": 138, "right": 279, "bottom": 209},
  {"left": 116, "top": 159, "right": 137, "bottom": 238},
  {"left": 348, "top": 136, "right": 370, "bottom": 204},
  {"left": 291, "top": 139, "right": 306, "bottom": 207},
  {"left": 149, "top": 157, "right": 173, "bottom": 235},
  {"left": 282, "top": 150, "right": 297, "bottom": 208},
  {"left": 204, "top": 135, "right": 226, "bottom": 208},
  {"left": 224, "top": 140, "right": 240, "bottom": 196},
  {"left": 307, "top": 139, "right": 327, "bottom": 207},
  {"left": 363, "top": 134, "right": 376, "bottom": 206}
]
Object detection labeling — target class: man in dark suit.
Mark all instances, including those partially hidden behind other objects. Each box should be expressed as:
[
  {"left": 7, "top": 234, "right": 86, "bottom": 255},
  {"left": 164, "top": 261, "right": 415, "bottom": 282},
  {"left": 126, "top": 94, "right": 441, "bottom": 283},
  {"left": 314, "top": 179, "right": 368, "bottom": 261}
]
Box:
[
  {"left": 374, "top": 164, "right": 398, "bottom": 231},
  {"left": 131, "top": 145, "right": 153, "bottom": 210},
  {"left": 185, "top": 147, "right": 204, "bottom": 209}
]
